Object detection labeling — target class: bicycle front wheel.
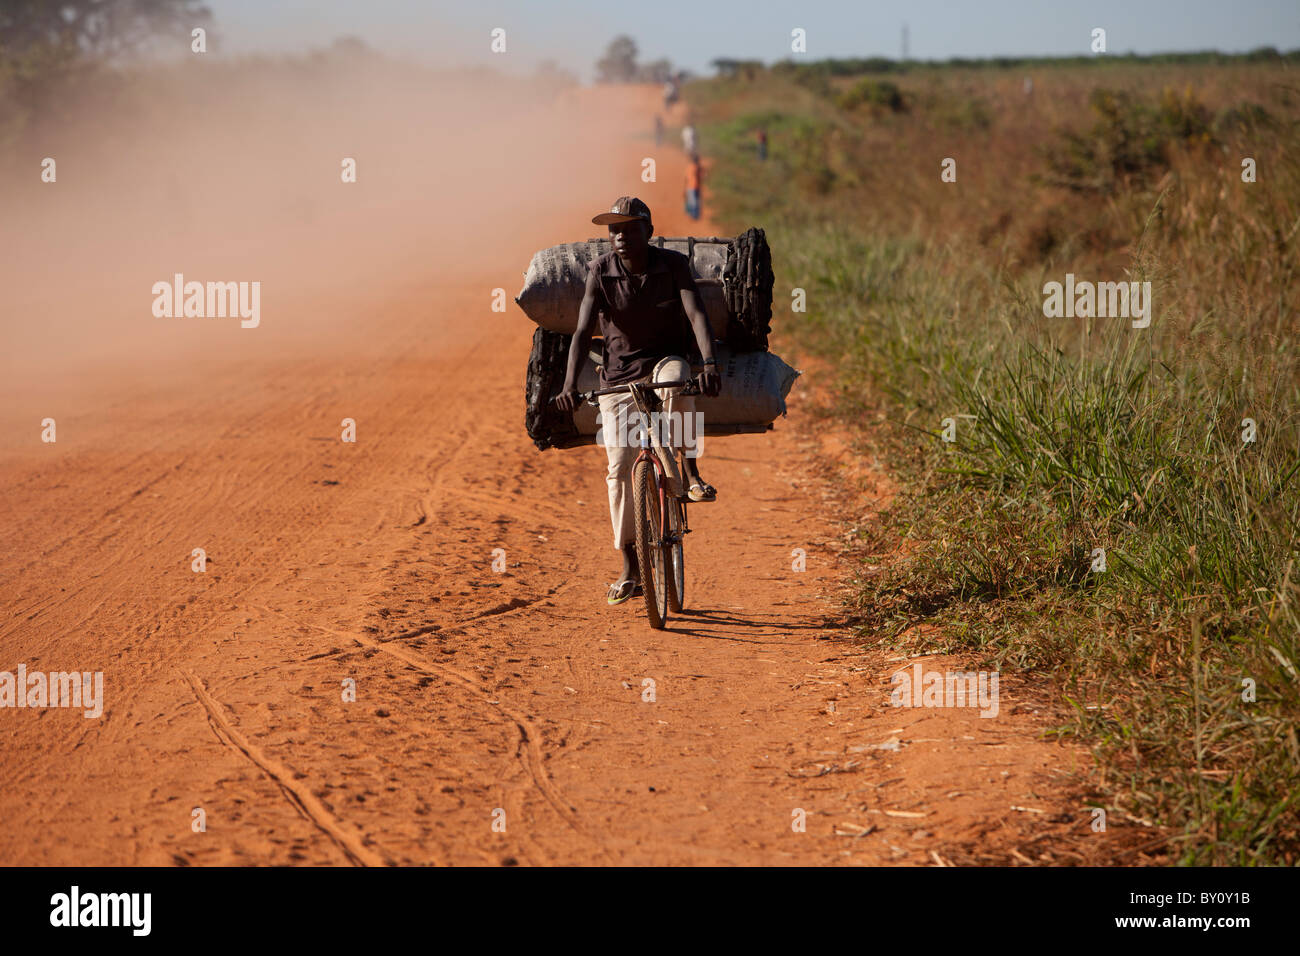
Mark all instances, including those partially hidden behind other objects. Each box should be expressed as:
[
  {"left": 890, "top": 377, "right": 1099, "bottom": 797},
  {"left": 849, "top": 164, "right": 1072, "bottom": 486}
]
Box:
[
  {"left": 667, "top": 497, "right": 686, "bottom": 613},
  {"left": 632, "top": 458, "right": 669, "bottom": 629}
]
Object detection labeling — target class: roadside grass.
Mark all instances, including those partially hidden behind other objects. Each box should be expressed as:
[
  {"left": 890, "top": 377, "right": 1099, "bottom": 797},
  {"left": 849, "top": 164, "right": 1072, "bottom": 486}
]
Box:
[{"left": 691, "top": 60, "right": 1300, "bottom": 864}]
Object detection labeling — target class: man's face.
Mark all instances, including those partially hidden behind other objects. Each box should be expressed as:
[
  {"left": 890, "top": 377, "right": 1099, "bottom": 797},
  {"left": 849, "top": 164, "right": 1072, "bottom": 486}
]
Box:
[{"left": 610, "top": 220, "right": 651, "bottom": 259}]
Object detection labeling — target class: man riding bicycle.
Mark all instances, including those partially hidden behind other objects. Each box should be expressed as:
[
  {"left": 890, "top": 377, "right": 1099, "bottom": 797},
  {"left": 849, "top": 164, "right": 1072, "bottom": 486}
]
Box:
[{"left": 556, "top": 196, "right": 722, "bottom": 606}]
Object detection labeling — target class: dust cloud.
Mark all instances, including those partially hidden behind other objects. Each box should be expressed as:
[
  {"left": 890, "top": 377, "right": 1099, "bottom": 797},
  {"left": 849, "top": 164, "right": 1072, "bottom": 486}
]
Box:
[{"left": 0, "top": 53, "right": 641, "bottom": 427}]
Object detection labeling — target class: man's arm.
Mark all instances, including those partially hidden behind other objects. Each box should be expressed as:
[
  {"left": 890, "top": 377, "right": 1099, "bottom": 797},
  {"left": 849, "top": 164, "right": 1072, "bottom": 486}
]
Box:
[
  {"left": 680, "top": 286, "right": 715, "bottom": 365},
  {"left": 679, "top": 266, "right": 721, "bottom": 397},
  {"left": 555, "top": 269, "right": 600, "bottom": 413}
]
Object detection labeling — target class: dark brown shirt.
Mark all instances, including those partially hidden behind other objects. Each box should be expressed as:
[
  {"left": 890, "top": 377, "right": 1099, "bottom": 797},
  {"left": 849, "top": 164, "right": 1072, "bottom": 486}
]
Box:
[{"left": 588, "top": 245, "right": 703, "bottom": 385}]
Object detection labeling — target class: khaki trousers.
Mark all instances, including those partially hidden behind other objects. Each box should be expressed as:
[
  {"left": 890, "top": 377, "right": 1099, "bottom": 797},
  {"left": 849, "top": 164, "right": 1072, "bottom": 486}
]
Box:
[{"left": 597, "top": 355, "right": 698, "bottom": 551}]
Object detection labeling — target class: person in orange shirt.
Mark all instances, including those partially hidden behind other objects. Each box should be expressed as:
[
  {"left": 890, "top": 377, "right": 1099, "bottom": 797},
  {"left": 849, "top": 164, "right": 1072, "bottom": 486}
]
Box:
[{"left": 684, "top": 153, "right": 702, "bottom": 220}]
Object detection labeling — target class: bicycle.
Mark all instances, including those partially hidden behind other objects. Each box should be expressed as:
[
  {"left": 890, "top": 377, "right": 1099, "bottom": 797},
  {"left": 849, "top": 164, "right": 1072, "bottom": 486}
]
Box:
[{"left": 552, "top": 376, "right": 701, "bottom": 629}]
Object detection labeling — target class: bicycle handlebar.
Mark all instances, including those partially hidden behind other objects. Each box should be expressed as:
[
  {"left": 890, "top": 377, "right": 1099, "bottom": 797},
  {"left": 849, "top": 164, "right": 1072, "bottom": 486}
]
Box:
[{"left": 549, "top": 377, "right": 701, "bottom": 405}]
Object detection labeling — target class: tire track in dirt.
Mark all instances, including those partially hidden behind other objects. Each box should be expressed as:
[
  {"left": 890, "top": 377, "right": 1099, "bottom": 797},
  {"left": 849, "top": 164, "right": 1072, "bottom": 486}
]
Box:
[
  {"left": 0, "top": 352, "right": 498, "bottom": 863},
  {"left": 257, "top": 605, "right": 615, "bottom": 864},
  {"left": 183, "top": 670, "right": 401, "bottom": 867},
  {"left": 0, "top": 376, "right": 415, "bottom": 784}
]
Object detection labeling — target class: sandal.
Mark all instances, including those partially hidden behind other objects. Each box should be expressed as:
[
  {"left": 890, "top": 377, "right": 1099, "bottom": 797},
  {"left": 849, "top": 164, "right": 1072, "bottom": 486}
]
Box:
[
  {"left": 606, "top": 578, "right": 641, "bottom": 605},
  {"left": 687, "top": 479, "right": 717, "bottom": 502}
]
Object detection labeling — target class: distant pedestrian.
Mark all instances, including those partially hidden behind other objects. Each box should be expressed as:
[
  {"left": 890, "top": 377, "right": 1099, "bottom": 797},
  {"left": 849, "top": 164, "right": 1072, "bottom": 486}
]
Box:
[
  {"left": 681, "top": 123, "right": 697, "bottom": 155},
  {"left": 663, "top": 77, "right": 679, "bottom": 109},
  {"left": 654, "top": 114, "right": 664, "bottom": 147},
  {"left": 684, "top": 153, "right": 702, "bottom": 220},
  {"left": 756, "top": 127, "right": 768, "bottom": 160}
]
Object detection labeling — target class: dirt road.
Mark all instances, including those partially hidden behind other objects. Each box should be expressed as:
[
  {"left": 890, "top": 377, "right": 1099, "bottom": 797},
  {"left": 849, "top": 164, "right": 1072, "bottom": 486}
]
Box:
[{"left": 0, "top": 84, "right": 1097, "bottom": 866}]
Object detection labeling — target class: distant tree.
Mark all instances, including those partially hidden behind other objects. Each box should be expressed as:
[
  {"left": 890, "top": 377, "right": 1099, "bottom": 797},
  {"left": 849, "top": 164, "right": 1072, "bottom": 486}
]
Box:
[
  {"left": 0, "top": 0, "right": 211, "bottom": 152},
  {"left": 331, "top": 35, "right": 371, "bottom": 58},
  {"left": 638, "top": 56, "right": 673, "bottom": 83},
  {"left": 711, "top": 57, "right": 763, "bottom": 79},
  {"left": 1244, "top": 46, "right": 1281, "bottom": 61},
  {"left": 595, "top": 34, "right": 638, "bottom": 83},
  {"left": 0, "top": 0, "right": 212, "bottom": 62}
]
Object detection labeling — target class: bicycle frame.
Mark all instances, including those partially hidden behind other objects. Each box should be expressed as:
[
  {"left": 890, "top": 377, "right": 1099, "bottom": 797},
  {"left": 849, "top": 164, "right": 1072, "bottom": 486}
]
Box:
[
  {"left": 552, "top": 376, "right": 697, "bottom": 624},
  {"left": 629, "top": 383, "right": 685, "bottom": 492},
  {"left": 582, "top": 378, "right": 696, "bottom": 549},
  {"left": 634, "top": 385, "right": 690, "bottom": 553}
]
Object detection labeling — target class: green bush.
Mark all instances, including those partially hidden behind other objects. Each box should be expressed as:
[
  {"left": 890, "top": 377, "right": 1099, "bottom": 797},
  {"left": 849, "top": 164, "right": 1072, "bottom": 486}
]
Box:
[
  {"left": 1043, "top": 87, "right": 1215, "bottom": 190},
  {"left": 837, "top": 78, "right": 906, "bottom": 113},
  {"left": 1213, "top": 101, "right": 1275, "bottom": 136}
]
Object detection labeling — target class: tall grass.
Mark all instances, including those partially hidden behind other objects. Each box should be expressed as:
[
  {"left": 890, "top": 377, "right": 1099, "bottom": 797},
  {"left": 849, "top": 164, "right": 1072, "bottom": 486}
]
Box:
[{"left": 692, "top": 59, "right": 1300, "bottom": 863}]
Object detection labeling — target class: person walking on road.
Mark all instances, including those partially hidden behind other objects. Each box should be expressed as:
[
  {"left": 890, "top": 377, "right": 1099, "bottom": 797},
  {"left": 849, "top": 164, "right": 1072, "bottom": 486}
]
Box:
[
  {"left": 684, "top": 153, "right": 703, "bottom": 220},
  {"left": 663, "top": 77, "right": 679, "bottom": 109},
  {"left": 681, "top": 121, "right": 697, "bottom": 155},
  {"left": 555, "top": 196, "right": 721, "bottom": 606}
]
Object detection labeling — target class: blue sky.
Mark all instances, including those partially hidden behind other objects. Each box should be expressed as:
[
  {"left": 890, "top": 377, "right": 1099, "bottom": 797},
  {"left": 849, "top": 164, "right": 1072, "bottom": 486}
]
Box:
[{"left": 206, "top": 0, "right": 1300, "bottom": 80}]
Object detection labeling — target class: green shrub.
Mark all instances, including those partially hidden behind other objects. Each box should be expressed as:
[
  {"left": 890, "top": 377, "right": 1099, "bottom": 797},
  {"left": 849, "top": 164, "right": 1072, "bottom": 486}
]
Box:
[
  {"left": 837, "top": 78, "right": 906, "bottom": 113},
  {"left": 1213, "top": 101, "right": 1275, "bottom": 136},
  {"left": 1043, "top": 87, "right": 1215, "bottom": 190}
]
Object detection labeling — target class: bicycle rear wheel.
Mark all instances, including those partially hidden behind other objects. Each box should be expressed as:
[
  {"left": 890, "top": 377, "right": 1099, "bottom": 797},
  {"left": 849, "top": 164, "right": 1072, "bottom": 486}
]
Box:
[
  {"left": 667, "top": 497, "right": 686, "bottom": 613},
  {"left": 632, "top": 458, "right": 669, "bottom": 629}
]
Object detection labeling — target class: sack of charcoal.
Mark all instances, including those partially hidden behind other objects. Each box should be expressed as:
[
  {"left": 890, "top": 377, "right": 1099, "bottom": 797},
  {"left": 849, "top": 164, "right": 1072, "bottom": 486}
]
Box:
[
  {"left": 524, "top": 327, "right": 799, "bottom": 451},
  {"left": 515, "top": 227, "right": 774, "bottom": 353}
]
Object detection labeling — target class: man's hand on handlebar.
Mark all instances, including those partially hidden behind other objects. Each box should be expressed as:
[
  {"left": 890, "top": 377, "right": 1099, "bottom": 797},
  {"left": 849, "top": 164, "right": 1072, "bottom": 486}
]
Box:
[
  {"left": 555, "top": 382, "right": 580, "bottom": 413},
  {"left": 551, "top": 370, "right": 717, "bottom": 410}
]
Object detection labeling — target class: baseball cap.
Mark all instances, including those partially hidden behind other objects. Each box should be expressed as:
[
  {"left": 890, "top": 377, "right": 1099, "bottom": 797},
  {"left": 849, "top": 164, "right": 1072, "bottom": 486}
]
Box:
[{"left": 592, "top": 196, "right": 652, "bottom": 226}]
